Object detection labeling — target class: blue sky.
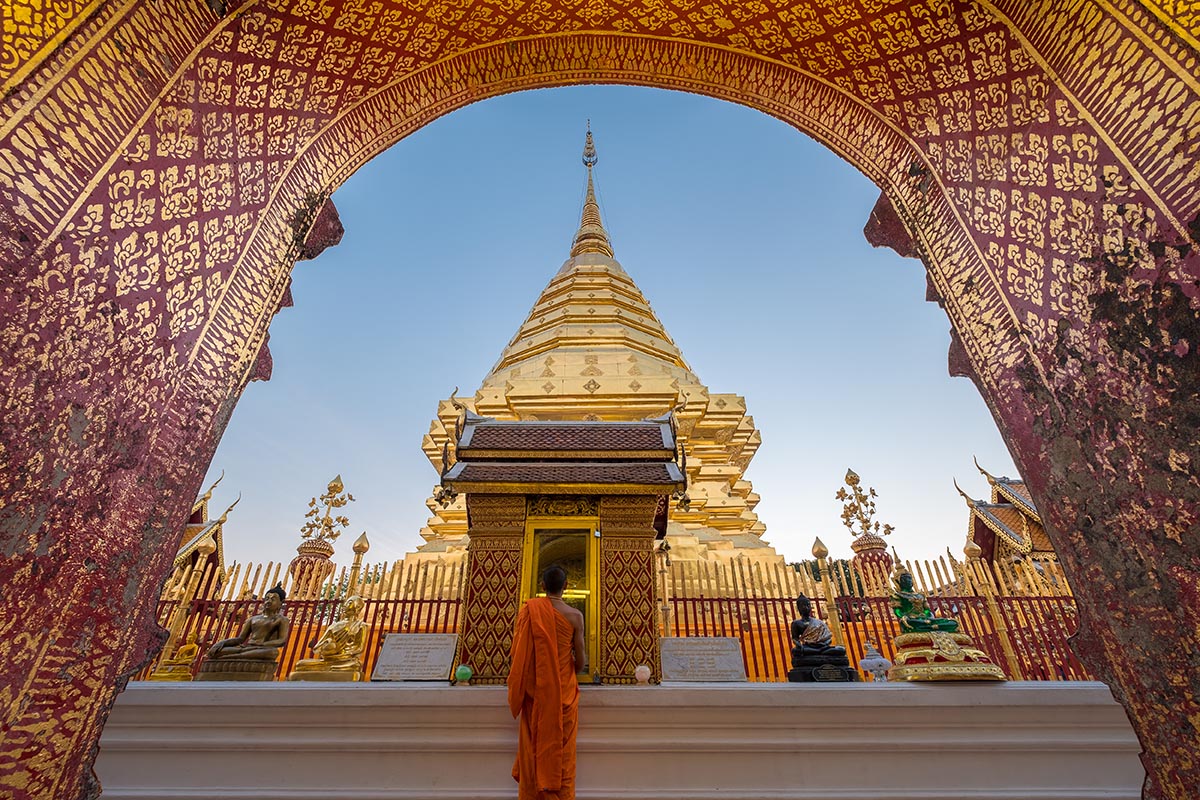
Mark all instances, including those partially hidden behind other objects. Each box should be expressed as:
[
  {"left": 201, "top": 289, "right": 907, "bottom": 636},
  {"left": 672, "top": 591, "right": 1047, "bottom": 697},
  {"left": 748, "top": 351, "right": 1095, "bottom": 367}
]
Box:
[{"left": 203, "top": 85, "right": 1018, "bottom": 569}]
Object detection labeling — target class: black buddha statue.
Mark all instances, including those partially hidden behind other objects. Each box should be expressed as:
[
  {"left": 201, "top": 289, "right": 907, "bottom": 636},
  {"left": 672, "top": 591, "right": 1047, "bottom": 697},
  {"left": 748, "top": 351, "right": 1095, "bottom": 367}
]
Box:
[{"left": 787, "top": 594, "right": 858, "bottom": 682}]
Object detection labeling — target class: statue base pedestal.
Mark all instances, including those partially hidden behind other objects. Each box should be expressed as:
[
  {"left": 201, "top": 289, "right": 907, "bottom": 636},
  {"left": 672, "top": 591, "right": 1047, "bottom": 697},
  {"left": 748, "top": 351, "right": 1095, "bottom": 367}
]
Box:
[
  {"left": 147, "top": 667, "right": 194, "bottom": 682},
  {"left": 287, "top": 670, "right": 362, "bottom": 682},
  {"left": 888, "top": 631, "right": 1006, "bottom": 682},
  {"left": 788, "top": 664, "right": 859, "bottom": 682},
  {"left": 195, "top": 658, "right": 279, "bottom": 682}
]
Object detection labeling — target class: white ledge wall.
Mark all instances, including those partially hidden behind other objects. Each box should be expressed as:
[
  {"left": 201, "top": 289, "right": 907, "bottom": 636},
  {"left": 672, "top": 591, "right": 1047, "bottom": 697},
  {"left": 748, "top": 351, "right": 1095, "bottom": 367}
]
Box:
[{"left": 96, "top": 682, "right": 1144, "bottom": 800}]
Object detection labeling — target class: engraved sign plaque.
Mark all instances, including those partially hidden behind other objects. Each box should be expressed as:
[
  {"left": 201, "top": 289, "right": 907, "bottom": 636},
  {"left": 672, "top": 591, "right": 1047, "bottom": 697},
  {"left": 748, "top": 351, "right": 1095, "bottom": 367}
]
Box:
[
  {"left": 370, "top": 634, "right": 459, "bottom": 681},
  {"left": 659, "top": 637, "right": 747, "bottom": 682}
]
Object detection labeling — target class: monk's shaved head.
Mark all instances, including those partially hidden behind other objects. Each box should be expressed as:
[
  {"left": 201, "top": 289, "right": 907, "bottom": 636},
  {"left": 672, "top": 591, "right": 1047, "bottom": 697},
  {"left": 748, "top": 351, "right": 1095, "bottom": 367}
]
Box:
[{"left": 541, "top": 565, "right": 567, "bottom": 595}]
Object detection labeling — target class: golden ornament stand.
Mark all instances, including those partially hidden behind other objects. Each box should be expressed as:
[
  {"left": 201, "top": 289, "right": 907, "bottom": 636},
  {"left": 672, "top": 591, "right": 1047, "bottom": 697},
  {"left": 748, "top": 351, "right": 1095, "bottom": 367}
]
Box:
[{"left": 888, "top": 631, "right": 1006, "bottom": 682}]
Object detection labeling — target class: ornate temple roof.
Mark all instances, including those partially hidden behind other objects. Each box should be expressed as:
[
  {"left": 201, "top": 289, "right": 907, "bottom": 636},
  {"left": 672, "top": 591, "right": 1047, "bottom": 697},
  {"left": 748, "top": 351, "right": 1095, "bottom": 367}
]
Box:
[
  {"left": 444, "top": 461, "right": 685, "bottom": 491},
  {"left": 174, "top": 478, "right": 235, "bottom": 571},
  {"left": 459, "top": 418, "right": 674, "bottom": 457},
  {"left": 956, "top": 463, "right": 1054, "bottom": 562}
]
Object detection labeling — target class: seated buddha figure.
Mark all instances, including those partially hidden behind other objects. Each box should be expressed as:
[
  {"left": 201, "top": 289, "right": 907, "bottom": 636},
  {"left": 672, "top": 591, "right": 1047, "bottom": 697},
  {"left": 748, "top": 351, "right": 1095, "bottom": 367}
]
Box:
[
  {"left": 890, "top": 565, "right": 958, "bottom": 633},
  {"left": 791, "top": 594, "right": 846, "bottom": 658},
  {"left": 206, "top": 584, "right": 291, "bottom": 661},
  {"left": 196, "top": 584, "right": 291, "bottom": 681},
  {"left": 289, "top": 595, "right": 367, "bottom": 681},
  {"left": 149, "top": 632, "right": 201, "bottom": 681},
  {"left": 788, "top": 594, "right": 854, "bottom": 682},
  {"left": 164, "top": 632, "right": 200, "bottom": 666}
]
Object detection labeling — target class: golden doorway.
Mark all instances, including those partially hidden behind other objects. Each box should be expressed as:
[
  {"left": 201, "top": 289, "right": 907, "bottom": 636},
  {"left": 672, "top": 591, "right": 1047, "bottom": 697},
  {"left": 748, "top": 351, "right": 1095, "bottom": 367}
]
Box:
[{"left": 522, "top": 519, "right": 600, "bottom": 684}]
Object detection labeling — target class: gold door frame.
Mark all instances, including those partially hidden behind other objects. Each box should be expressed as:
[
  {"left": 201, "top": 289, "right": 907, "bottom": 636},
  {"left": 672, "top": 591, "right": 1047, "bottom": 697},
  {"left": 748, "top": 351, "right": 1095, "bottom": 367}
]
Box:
[{"left": 521, "top": 515, "right": 600, "bottom": 683}]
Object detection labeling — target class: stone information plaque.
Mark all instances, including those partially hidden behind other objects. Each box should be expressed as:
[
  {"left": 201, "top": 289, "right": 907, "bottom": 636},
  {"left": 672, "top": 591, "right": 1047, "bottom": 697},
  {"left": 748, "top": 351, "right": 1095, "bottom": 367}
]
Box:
[
  {"left": 659, "top": 637, "right": 748, "bottom": 682},
  {"left": 370, "top": 634, "right": 459, "bottom": 681}
]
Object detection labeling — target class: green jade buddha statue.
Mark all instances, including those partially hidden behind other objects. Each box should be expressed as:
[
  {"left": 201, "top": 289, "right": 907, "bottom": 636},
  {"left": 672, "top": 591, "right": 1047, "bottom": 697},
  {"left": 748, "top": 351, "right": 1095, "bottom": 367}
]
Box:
[{"left": 890, "top": 565, "right": 958, "bottom": 633}]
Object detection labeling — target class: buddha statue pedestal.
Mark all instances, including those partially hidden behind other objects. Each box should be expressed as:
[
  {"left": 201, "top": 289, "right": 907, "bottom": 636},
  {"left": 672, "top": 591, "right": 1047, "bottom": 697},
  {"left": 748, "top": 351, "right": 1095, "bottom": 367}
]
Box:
[
  {"left": 786, "top": 594, "right": 858, "bottom": 683},
  {"left": 288, "top": 667, "right": 361, "bottom": 682},
  {"left": 195, "top": 658, "right": 281, "bottom": 682},
  {"left": 888, "top": 631, "right": 1005, "bottom": 682},
  {"left": 788, "top": 656, "right": 859, "bottom": 683},
  {"left": 148, "top": 665, "right": 196, "bottom": 682}
]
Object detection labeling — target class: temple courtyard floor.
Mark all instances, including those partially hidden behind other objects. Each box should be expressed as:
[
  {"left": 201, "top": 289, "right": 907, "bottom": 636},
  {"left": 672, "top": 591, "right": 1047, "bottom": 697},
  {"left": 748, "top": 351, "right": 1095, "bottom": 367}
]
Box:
[{"left": 95, "top": 681, "right": 1144, "bottom": 799}]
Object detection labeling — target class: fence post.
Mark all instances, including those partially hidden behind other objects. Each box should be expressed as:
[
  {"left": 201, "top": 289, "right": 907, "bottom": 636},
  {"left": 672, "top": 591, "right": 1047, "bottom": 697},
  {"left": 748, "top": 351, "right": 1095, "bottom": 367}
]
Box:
[
  {"left": 966, "top": 543, "right": 1023, "bottom": 680},
  {"left": 157, "top": 539, "right": 216, "bottom": 667},
  {"left": 812, "top": 538, "right": 846, "bottom": 648},
  {"left": 348, "top": 532, "right": 370, "bottom": 594}
]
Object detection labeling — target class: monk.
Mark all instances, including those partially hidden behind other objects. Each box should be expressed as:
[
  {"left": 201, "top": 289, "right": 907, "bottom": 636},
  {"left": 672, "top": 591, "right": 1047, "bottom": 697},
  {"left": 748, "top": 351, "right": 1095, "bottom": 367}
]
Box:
[{"left": 507, "top": 564, "right": 586, "bottom": 800}]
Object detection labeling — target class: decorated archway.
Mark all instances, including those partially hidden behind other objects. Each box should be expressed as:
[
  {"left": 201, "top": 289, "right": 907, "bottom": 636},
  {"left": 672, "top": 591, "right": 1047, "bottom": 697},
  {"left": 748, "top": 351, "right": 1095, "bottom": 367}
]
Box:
[{"left": 1, "top": 2, "right": 1197, "bottom": 798}]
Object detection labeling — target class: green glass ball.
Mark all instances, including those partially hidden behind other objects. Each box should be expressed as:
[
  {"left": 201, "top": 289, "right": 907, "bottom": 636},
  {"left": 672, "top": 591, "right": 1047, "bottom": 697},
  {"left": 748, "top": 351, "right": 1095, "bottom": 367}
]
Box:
[{"left": 454, "top": 664, "right": 473, "bottom": 683}]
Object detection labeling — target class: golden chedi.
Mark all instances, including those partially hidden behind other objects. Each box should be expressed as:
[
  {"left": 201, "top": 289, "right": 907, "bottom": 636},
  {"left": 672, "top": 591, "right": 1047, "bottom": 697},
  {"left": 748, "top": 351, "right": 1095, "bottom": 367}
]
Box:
[
  {"left": 288, "top": 595, "right": 368, "bottom": 682},
  {"left": 886, "top": 563, "right": 1005, "bottom": 682},
  {"left": 411, "top": 129, "right": 782, "bottom": 571}
]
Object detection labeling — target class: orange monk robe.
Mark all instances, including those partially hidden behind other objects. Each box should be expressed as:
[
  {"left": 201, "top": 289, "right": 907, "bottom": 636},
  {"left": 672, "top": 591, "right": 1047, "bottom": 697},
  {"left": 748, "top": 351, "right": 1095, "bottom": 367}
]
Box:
[{"left": 507, "top": 597, "right": 579, "bottom": 800}]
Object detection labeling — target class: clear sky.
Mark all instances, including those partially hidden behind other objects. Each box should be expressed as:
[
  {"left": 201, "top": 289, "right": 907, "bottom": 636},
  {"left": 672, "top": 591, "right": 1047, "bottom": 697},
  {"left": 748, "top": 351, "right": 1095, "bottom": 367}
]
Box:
[{"left": 202, "top": 85, "right": 1019, "bottom": 570}]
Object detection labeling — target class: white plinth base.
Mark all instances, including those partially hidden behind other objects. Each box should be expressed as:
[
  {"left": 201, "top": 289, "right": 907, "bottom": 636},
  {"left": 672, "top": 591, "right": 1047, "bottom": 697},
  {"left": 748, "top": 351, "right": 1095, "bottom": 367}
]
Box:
[{"left": 96, "top": 681, "right": 1144, "bottom": 799}]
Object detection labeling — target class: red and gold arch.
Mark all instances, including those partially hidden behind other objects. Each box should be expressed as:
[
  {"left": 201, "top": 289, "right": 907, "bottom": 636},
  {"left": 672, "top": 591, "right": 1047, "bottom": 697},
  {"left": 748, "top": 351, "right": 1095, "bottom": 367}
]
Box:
[{"left": 1, "top": 2, "right": 1197, "bottom": 798}]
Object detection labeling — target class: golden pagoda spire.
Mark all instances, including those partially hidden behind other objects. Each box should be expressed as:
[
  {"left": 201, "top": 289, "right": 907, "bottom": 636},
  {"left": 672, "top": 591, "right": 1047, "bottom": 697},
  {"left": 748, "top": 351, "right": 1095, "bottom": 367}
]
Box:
[{"left": 570, "top": 123, "right": 614, "bottom": 258}]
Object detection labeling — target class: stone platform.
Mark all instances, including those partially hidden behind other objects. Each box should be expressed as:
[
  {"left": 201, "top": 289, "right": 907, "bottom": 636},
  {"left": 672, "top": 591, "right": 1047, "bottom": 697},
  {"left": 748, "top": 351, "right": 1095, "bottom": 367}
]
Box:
[{"left": 95, "top": 682, "right": 1144, "bottom": 799}]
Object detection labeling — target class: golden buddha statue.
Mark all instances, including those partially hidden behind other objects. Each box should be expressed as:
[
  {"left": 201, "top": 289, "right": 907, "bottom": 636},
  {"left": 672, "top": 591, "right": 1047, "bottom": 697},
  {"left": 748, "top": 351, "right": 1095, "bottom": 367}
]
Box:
[
  {"left": 288, "top": 595, "right": 368, "bottom": 682},
  {"left": 149, "top": 632, "right": 201, "bottom": 681}
]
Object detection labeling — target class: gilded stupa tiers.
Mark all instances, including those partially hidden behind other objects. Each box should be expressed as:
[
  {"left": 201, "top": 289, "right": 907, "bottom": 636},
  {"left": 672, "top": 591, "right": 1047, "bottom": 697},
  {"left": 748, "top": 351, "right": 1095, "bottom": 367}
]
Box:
[{"left": 412, "top": 131, "right": 778, "bottom": 565}]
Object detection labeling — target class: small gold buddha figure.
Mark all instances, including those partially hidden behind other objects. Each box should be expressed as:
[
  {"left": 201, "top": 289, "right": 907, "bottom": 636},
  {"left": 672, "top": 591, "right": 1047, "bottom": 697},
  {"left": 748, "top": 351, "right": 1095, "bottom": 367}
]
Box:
[
  {"left": 197, "top": 584, "right": 291, "bottom": 681},
  {"left": 288, "top": 595, "right": 367, "bottom": 682},
  {"left": 149, "top": 632, "right": 201, "bottom": 681}
]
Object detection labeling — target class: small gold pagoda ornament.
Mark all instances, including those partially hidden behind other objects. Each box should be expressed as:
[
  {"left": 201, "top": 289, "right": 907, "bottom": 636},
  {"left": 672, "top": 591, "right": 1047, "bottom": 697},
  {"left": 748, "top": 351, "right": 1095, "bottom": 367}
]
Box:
[{"left": 886, "top": 562, "right": 1005, "bottom": 682}]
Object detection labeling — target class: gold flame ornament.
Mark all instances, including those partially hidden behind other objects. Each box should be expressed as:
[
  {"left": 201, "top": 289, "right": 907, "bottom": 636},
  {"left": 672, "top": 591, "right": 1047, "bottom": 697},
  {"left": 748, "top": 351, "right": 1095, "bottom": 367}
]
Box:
[
  {"left": 300, "top": 475, "right": 355, "bottom": 543},
  {"left": 835, "top": 468, "right": 894, "bottom": 541}
]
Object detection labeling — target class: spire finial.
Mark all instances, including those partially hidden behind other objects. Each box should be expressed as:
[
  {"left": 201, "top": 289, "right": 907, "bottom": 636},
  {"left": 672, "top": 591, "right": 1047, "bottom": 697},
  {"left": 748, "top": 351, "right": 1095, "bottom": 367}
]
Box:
[
  {"left": 583, "top": 120, "right": 597, "bottom": 168},
  {"left": 570, "top": 124, "right": 613, "bottom": 258}
]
